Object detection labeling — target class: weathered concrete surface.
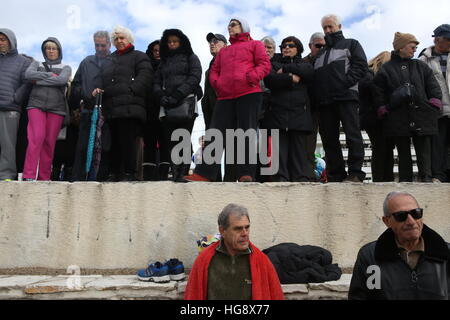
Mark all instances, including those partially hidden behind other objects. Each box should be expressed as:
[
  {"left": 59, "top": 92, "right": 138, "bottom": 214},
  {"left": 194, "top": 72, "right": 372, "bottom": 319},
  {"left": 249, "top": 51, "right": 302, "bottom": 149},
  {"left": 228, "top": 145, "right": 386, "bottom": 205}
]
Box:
[
  {"left": 0, "top": 274, "right": 352, "bottom": 300},
  {"left": 1, "top": 181, "right": 449, "bottom": 272}
]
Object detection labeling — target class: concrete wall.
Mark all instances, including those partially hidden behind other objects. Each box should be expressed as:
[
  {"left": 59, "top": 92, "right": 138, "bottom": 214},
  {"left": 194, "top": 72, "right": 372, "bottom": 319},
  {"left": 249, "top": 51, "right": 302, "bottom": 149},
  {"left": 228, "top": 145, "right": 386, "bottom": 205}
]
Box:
[{"left": 1, "top": 181, "right": 450, "bottom": 272}]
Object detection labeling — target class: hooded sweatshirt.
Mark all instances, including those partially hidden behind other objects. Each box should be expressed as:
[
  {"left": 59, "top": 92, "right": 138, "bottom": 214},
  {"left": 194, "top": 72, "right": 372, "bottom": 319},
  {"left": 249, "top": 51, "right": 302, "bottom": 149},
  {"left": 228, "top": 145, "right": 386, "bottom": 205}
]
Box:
[
  {"left": 0, "top": 28, "right": 32, "bottom": 112},
  {"left": 25, "top": 37, "right": 72, "bottom": 115}
]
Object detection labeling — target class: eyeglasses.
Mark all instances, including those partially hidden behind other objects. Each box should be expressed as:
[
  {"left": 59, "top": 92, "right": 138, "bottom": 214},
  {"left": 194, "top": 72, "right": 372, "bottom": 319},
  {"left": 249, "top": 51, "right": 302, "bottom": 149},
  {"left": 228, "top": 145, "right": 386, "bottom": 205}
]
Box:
[
  {"left": 280, "top": 44, "right": 296, "bottom": 49},
  {"left": 209, "top": 39, "right": 222, "bottom": 45},
  {"left": 95, "top": 43, "right": 109, "bottom": 48},
  {"left": 45, "top": 47, "right": 58, "bottom": 51},
  {"left": 388, "top": 208, "right": 423, "bottom": 222},
  {"left": 314, "top": 44, "right": 325, "bottom": 49},
  {"left": 228, "top": 22, "right": 241, "bottom": 28}
]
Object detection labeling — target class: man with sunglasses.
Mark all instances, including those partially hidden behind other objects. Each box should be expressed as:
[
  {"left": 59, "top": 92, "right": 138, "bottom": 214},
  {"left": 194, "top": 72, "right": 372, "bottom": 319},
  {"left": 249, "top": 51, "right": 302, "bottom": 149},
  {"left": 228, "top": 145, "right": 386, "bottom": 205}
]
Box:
[
  {"left": 69, "top": 31, "right": 112, "bottom": 181},
  {"left": 349, "top": 191, "right": 450, "bottom": 300}
]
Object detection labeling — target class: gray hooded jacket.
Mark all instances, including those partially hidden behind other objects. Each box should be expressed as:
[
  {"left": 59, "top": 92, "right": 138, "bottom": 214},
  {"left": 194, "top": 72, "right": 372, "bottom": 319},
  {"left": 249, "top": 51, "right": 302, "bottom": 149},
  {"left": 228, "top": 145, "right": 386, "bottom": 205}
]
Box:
[
  {"left": 0, "top": 28, "right": 32, "bottom": 112},
  {"left": 25, "top": 37, "right": 72, "bottom": 115}
]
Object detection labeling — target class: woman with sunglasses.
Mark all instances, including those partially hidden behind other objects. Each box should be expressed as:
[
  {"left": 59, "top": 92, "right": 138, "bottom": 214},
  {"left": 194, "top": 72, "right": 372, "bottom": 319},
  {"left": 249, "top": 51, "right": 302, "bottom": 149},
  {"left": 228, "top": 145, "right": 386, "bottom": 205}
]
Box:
[
  {"left": 262, "top": 36, "right": 314, "bottom": 182},
  {"left": 185, "top": 18, "right": 271, "bottom": 182},
  {"left": 373, "top": 32, "right": 443, "bottom": 183}
]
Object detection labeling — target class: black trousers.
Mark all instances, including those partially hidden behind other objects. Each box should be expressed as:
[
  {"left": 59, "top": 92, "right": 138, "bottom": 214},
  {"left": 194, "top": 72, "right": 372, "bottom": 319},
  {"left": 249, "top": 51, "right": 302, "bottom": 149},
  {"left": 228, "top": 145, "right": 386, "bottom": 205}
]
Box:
[
  {"left": 431, "top": 117, "right": 450, "bottom": 182},
  {"left": 394, "top": 135, "right": 432, "bottom": 182},
  {"left": 143, "top": 109, "right": 170, "bottom": 165},
  {"left": 366, "top": 126, "right": 395, "bottom": 182},
  {"left": 319, "top": 101, "right": 366, "bottom": 182},
  {"left": 195, "top": 93, "right": 262, "bottom": 181},
  {"left": 162, "top": 117, "right": 195, "bottom": 166},
  {"left": 272, "top": 129, "right": 311, "bottom": 182},
  {"left": 109, "top": 118, "right": 142, "bottom": 176}
]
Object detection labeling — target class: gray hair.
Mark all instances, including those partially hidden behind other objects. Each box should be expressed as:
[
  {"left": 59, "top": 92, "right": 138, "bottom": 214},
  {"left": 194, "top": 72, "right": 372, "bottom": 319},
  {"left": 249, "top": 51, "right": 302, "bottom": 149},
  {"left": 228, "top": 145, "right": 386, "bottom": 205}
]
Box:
[
  {"left": 321, "top": 14, "right": 342, "bottom": 27},
  {"left": 93, "top": 30, "right": 111, "bottom": 44},
  {"left": 218, "top": 204, "right": 250, "bottom": 229},
  {"left": 261, "top": 36, "right": 276, "bottom": 47},
  {"left": 383, "top": 191, "right": 419, "bottom": 217},
  {"left": 309, "top": 32, "right": 325, "bottom": 44},
  {"left": 111, "top": 25, "right": 135, "bottom": 44}
]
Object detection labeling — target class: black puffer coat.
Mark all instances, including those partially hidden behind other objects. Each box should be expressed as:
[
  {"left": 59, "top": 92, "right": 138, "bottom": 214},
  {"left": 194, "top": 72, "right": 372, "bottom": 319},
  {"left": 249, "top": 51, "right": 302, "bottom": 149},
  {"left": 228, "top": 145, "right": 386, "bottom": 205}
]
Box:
[
  {"left": 373, "top": 51, "right": 442, "bottom": 137},
  {"left": 153, "top": 29, "right": 202, "bottom": 104},
  {"left": 263, "top": 243, "right": 342, "bottom": 284},
  {"left": 263, "top": 55, "right": 314, "bottom": 132},
  {"left": 101, "top": 45, "right": 153, "bottom": 123},
  {"left": 349, "top": 225, "right": 450, "bottom": 300}
]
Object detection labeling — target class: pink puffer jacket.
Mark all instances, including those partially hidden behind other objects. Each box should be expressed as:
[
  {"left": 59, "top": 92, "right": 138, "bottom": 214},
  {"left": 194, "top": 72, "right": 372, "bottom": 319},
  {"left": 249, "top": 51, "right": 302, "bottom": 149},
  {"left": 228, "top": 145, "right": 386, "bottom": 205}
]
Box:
[{"left": 209, "top": 33, "right": 271, "bottom": 100}]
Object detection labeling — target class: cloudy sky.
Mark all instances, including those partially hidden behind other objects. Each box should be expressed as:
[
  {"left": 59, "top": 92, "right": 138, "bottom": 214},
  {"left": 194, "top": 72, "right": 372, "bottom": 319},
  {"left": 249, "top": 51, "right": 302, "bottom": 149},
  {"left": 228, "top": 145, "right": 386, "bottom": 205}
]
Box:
[{"left": 3, "top": 0, "right": 450, "bottom": 144}]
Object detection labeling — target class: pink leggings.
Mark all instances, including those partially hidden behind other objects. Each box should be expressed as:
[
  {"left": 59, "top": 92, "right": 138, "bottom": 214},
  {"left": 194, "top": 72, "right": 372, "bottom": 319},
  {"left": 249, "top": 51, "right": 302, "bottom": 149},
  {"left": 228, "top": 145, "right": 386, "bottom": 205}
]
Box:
[{"left": 23, "top": 109, "right": 64, "bottom": 181}]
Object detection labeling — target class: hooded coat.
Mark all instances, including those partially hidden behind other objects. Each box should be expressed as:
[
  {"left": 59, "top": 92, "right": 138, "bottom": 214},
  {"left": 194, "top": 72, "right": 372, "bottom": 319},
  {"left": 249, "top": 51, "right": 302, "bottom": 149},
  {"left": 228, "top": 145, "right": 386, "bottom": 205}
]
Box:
[
  {"left": 100, "top": 43, "right": 153, "bottom": 123},
  {"left": 153, "top": 29, "right": 202, "bottom": 105},
  {"left": 0, "top": 28, "right": 33, "bottom": 112},
  {"left": 209, "top": 27, "right": 271, "bottom": 101},
  {"left": 25, "top": 37, "right": 72, "bottom": 116},
  {"left": 373, "top": 51, "right": 442, "bottom": 137},
  {"left": 263, "top": 53, "right": 314, "bottom": 132}
]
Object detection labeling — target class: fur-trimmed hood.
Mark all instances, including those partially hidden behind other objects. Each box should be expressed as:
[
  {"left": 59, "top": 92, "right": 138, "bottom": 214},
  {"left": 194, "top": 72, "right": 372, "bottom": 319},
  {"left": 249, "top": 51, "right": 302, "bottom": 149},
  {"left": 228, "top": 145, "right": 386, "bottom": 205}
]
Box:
[
  {"left": 159, "top": 29, "right": 193, "bottom": 60},
  {"left": 375, "top": 224, "right": 450, "bottom": 263}
]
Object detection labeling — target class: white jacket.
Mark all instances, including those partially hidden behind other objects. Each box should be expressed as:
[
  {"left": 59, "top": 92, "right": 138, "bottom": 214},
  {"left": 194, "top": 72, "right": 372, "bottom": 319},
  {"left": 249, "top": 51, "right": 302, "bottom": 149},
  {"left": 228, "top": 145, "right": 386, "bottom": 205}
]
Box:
[{"left": 419, "top": 46, "right": 450, "bottom": 118}]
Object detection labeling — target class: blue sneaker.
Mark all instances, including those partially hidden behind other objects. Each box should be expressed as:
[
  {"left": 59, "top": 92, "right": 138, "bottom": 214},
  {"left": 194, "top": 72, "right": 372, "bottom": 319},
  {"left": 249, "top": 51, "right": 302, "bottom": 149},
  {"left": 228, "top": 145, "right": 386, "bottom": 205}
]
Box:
[
  {"left": 137, "top": 262, "right": 170, "bottom": 283},
  {"left": 165, "top": 259, "right": 186, "bottom": 281}
]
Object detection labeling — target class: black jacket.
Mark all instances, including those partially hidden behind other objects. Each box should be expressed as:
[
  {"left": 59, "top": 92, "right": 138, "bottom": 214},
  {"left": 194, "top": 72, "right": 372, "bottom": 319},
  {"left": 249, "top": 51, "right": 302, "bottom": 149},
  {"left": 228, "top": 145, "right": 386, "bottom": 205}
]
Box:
[
  {"left": 312, "top": 31, "right": 368, "bottom": 107},
  {"left": 358, "top": 71, "right": 379, "bottom": 130},
  {"left": 153, "top": 29, "right": 202, "bottom": 104},
  {"left": 373, "top": 52, "right": 442, "bottom": 137},
  {"left": 100, "top": 45, "right": 153, "bottom": 123},
  {"left": 349, "top": 225, "right": 450, "bottom": 300},
  {"left": 263, "top": 243, "right": 342, "bottom": 284},
  {"left": 263, "top": 54, "right": 314, "bottom": 132},
  {"left": 201, "top": 58, "right": 217, "bottom": 130}
]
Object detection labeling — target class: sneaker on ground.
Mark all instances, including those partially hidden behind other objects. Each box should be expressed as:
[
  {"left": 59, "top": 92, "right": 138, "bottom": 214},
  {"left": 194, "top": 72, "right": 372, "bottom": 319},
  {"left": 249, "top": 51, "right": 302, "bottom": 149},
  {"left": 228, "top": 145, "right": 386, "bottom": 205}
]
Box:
[
  {"left": 238, "top": 176, "right": 253, "bottom": 183},
  {"left": 183, "top": 173, "right": 210, "bottom": 182},
  {"left": 137, "top": 262, "right": 170, "bottom": 283},
  {"left": 165, "top": 259, "right": 186, "bottom": 281}
]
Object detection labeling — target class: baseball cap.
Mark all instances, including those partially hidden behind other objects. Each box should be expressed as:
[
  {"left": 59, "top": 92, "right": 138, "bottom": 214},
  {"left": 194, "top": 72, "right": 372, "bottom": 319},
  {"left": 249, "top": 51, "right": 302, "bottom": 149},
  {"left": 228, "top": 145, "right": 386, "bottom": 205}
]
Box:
[
  {"left": 433, "top": 24, "right": 450, "bottom": 38},
  {"left": 206, "top": 33, "right": 228, "bottom": 44}
]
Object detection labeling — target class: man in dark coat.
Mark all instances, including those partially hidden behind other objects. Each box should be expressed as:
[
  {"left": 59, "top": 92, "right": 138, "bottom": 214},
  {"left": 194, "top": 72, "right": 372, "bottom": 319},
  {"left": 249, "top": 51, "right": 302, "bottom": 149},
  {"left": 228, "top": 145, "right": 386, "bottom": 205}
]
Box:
[
  {"left": 374, "top": 32, "right": 443, "bottom": 182},
  {"left": 349, "top": 191, "right": 450, "bottom": 300},
  {"left": 0, "top": 28, "right": 32, "bottom": 181},
  {"left": 69, "top": 31, "right": 111, "bottom": 181},
  {"left": 313, "top": 14, "right": 368, "bottom": 183}
]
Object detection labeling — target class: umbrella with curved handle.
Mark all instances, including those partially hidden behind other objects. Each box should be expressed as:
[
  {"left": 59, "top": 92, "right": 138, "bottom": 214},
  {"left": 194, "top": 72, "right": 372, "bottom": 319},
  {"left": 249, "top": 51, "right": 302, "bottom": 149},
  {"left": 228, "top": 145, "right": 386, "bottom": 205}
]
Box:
[{"left": 86, "top": 93, "right": 102, "bottom": 178}]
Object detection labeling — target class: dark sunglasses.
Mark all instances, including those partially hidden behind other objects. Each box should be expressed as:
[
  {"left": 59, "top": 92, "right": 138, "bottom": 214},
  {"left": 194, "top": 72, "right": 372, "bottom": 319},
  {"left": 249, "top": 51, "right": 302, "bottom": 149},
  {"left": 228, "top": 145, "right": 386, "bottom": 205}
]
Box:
[
  {"left": 314, "top": 44, "right": 325, "bottom": 49},
  {"left": 280, "top": 43, "right": 296, "bottom": 49},
  {"left": 389, "top": 208, "right": 423, "bottom": 222}
]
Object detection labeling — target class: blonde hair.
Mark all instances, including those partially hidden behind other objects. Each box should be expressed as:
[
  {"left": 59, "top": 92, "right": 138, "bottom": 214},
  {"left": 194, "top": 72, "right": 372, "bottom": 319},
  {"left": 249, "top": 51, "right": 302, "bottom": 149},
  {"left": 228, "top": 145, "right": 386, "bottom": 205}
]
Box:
[
  {"left": 111, "top": 25, "right": 135, "bottom": 44},
  {"left": 368, "top": 51, "right": 391, "bottom": 74}
]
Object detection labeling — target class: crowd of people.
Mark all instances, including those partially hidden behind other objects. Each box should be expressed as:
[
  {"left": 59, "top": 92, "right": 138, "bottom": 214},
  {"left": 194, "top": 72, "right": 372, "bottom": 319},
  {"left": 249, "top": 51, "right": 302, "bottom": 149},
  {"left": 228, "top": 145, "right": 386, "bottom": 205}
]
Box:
[{"left": 1, "top": 14, "right": 450, "bottom": 183}]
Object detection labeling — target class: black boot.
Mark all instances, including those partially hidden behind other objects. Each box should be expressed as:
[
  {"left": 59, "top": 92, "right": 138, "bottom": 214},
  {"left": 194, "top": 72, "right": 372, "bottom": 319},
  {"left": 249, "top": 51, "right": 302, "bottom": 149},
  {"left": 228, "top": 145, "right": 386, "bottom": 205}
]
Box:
[
  {"left": 175, "top": 164, "right": 191, "bottom": 182},
  {"left": 143, "top": 163, "right": 157, "bottom": 181},
  {"left": 121, "top": 173, "right": 136, "bottom": 182},
  {"left": 170, "top": 165, "right": 179, "bottom": 182},
  {"left": 158, "top": 162, "right": 170, "bottom": 181}
]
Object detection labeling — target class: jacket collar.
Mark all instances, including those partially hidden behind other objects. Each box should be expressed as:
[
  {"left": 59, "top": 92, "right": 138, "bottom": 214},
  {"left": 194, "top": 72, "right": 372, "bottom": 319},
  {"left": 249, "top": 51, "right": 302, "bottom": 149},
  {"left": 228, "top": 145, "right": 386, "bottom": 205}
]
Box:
[
  {"left": 325, "top": 30, "right": 344, "bottom": 47},
  {"left": 375, "top": 224, "right": 450, "bottom": 262},
  {"left": 391, "top": 50, "right": 413, "bottom": 63},
  {"left": 229, "top": 32, "right": 253, "bottom": 44},
  {"left": 116, "top": 44, "right": 134, "bottom": 56}
]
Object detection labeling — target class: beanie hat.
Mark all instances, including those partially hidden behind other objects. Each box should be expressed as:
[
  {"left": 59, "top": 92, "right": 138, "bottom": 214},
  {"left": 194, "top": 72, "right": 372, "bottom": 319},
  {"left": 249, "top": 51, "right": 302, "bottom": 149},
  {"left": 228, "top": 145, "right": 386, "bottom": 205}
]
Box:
[
  {"left": 230, "top": 17, "right": 250, "bottom": 34},
  {"left": 393, "top": 32, "right": 419, "bottom": 51}
]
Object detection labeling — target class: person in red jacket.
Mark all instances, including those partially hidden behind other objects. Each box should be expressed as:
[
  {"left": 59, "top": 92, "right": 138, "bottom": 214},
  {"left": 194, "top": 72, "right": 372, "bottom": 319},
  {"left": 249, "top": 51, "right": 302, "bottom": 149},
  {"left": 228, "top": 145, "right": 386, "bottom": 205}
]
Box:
[
  {"left": 184, "top": 17, "right": 272, "bottom": 183},
  {"left": 184, "top": 203, "right": 284, "bottom": 300}
]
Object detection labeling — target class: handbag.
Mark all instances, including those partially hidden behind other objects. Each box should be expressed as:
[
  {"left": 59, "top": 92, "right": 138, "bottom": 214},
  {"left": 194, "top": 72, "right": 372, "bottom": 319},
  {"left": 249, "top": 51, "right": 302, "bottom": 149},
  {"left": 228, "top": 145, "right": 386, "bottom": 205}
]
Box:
[{"left": 164, "top": 94, "right": 196, "bottom": 124}]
